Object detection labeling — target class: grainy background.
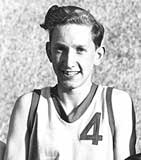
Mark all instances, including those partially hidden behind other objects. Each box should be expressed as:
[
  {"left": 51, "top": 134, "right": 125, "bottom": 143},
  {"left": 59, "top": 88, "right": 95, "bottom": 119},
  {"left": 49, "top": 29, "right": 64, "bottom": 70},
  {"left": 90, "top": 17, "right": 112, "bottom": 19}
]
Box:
[{"left": 0, "top": 0, "right": 141, "bottom": 153}]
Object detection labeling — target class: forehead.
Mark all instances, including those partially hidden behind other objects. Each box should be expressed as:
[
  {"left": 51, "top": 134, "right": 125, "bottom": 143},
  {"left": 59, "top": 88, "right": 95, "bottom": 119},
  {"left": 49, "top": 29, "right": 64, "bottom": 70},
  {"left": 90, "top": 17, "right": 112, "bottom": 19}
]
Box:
[{"left": 51, "top": 24, "right": 93, "bottom": 45}]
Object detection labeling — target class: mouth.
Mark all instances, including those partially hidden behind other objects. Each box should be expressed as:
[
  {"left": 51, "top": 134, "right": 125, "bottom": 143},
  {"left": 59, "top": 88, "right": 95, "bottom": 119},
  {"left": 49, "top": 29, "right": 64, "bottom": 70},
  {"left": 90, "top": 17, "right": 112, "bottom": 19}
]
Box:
[{"left": 61, "top": 70, "right": 80, "bottom": 78}]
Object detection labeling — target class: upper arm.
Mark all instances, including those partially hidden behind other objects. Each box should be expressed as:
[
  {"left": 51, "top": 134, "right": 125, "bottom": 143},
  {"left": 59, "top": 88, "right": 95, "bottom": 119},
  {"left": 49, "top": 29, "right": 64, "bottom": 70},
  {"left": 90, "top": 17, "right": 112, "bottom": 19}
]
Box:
[
  {"left": 112, "top": 89, "right": 136, "bottom": 160},
  {"left": 4, "top": 93, "right": 32, "bottom": 160}
]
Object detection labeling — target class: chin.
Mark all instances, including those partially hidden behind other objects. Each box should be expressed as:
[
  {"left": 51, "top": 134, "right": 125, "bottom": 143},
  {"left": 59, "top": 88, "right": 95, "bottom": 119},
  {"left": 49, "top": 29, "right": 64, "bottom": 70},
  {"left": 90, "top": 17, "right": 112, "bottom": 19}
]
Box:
[
  {"left": 59, "top": 81, "right": 81, "bottom": 91},
  {"left": 57, "top": 75, "right": 92, "bottom": 91}
]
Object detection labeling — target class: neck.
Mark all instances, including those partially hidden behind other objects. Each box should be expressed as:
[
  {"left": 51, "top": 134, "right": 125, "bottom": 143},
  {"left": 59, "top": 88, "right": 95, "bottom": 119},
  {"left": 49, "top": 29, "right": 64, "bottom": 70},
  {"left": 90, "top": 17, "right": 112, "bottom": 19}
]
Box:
[{"left": 56, "top": 81, "right": 93, "bottom": 114}]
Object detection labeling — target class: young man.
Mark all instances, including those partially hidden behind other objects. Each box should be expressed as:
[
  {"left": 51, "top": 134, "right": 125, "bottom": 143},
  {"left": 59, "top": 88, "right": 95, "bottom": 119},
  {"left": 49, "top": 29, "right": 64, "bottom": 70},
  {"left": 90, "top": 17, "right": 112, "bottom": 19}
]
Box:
[{"left": 4, "top": 5, "right": 136, "bottom": 160}]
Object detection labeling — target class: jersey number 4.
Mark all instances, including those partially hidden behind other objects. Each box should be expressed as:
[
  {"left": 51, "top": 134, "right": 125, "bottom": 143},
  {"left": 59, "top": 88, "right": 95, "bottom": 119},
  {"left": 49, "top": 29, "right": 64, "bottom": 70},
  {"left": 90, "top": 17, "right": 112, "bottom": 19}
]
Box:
[{"left": 80, "top": 112, "right": 103, "bottom": 145}]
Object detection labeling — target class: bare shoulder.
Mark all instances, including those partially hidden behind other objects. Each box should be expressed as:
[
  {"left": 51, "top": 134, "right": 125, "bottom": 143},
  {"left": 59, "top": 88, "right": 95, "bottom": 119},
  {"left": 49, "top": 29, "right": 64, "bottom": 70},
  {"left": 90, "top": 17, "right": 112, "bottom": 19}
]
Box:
[
  {"left": 111, "top": 88, "right": 133, "bottom": 126},
  {"left": 5, "top": 92, "right": 33, "bottom": 160},
  {"left": 14, "top": 86, "right": 50, "bottom": 115},
  {"left": 110, "top": 89, "right": 136, "bottom": 158},
  {"left": 12, "top": 92, "right": 33, "bottom": 120},
  {"left": 112, "top": 88, "right": 131, "bottom": 98},
  {"left": 112, "top": 88, "right": 132, "bottom": 111},
  {"left": 7, "top": 92, "right": 33, "bottom": 139}
]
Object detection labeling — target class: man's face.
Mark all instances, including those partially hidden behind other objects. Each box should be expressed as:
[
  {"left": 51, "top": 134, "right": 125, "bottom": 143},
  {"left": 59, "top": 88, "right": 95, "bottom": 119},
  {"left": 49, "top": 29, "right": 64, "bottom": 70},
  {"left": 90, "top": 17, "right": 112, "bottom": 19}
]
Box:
[{"left": 48, "top": 24, "right": 98, "bottom": 90}]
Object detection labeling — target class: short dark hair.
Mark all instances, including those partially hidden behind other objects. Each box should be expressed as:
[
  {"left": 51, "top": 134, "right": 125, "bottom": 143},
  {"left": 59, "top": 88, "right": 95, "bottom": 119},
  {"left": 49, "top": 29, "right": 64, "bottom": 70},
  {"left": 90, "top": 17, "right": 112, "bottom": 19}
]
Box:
[{"left": 40, "top": 5, "right": 104, "bottom": 48}]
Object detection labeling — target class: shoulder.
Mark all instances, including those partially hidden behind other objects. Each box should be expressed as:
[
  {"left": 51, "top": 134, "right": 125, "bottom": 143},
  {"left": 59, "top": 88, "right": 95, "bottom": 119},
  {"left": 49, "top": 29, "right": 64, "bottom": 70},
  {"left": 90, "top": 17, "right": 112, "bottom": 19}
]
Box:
[
  {"left": 101, "top": 85, "right": 133, "bottom": 120},
  {"left": 108, "top": 89, "right": 136, "bottom": 157},
  {"left": 14, "top": 86, "right": 51, "bottom": 113},
  {"left": 8, "top": 91, "right": 33, "bottom": 134},
  {"left": 10, "top": 86, "right": 52, "bottom": 126},
  {"left": 100, "top": 85, "right": 132, "bottom": 109},
  {"left": 111, "top": 88, "right": 133, "bottom": 128},
  {"left": 112, "top": 88, "right": 132, "bottom": 112},
  {"left": 6, "top": 91, "right": 34, "bottom": 147},
  {"left": 13, "top": 92, "right": 33, "bottom": 117}
]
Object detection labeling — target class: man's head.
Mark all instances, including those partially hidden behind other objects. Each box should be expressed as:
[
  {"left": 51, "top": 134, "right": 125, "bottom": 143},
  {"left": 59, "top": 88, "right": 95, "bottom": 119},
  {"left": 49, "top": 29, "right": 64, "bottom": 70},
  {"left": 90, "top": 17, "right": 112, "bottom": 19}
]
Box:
[
  {"left": 40, "top": 5, "right": 105, "bottom": 90},
  {"left": 40, "top": 5, "right": 104, "bottom": 49}
]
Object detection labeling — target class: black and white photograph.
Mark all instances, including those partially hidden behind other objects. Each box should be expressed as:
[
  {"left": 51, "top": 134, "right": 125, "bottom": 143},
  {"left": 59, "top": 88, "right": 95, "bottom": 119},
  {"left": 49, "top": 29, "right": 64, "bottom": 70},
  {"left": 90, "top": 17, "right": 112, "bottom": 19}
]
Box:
[{"left": 0, "top": 0, "right": 141, "bottom": 159}]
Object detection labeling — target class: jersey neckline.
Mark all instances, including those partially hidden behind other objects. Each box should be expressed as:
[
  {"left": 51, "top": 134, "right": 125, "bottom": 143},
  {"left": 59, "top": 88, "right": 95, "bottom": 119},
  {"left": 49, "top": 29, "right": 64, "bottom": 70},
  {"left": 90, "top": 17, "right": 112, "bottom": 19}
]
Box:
[{"left": 50, "top": 83, "right": 98, "bottom": 123}]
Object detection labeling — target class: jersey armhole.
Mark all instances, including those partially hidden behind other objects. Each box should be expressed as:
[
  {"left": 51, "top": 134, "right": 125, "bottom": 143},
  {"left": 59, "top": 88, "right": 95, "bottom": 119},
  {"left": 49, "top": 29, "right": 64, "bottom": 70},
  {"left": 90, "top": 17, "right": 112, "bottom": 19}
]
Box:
[
  {"left": 129, "top": 100, "right": 136, "bottom": 155},
  {"left": 27, "top": 89, "right": 41, "bottom": 136},
  {"left": 106, "top": 87, "right": 115, "bottom": 142},
  {"left": 26, "top": 89, "right": 41, "bottom": 159}
]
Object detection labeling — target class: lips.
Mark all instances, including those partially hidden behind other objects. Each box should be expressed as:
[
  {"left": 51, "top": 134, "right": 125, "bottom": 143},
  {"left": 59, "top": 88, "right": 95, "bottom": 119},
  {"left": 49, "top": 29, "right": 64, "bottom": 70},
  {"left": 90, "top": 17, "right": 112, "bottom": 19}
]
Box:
[{"left": 61, "top": 70, "right": 80, "bottom": 78}]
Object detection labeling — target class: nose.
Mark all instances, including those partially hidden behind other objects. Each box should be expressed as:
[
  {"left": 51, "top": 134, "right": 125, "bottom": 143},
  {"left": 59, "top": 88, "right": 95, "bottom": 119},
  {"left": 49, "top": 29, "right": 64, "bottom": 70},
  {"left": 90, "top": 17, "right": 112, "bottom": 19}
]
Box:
[{"left": 63, "top": 48, "right": 76, "bottom": 68}]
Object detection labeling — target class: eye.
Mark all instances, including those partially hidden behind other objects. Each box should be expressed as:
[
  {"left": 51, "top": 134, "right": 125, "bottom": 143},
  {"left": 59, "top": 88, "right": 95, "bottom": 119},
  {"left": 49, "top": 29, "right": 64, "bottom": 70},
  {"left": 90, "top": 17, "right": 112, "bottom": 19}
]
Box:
[
  {"left": 54, "top": 45, "right": 68, "bottom": 54},
  {"left": 56, "top": 48, "right": 63, "bottom": 54},
  {"left": 76, "top": 46, "right": 87, "bottom": 54},
  {"left": 54, "top": 47, "right": 64, "bottom": 54}
]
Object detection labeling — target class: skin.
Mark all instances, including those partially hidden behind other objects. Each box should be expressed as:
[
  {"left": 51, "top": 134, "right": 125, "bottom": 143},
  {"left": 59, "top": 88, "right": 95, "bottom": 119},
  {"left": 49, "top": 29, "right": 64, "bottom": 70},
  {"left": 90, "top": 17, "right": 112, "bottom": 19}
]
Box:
[{"left": 47, "top": 24, "right": 102, "bottom": 90}]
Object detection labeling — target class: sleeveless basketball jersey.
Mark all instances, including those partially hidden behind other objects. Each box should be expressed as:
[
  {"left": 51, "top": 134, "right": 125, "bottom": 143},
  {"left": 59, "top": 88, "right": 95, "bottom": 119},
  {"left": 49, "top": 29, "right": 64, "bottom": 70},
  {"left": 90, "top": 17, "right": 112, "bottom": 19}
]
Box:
[{"left": 28, "top": 85, "right": 115, "bottom": 160}]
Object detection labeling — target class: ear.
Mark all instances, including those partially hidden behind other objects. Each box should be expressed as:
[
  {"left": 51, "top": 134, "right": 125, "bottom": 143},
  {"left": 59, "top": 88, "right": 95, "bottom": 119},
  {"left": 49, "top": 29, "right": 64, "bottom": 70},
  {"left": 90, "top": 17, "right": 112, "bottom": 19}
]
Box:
[
  {"left": 46, "top": 42, "right": 52, "bottom": 62},
  {"left": 94, "top": 47, "right": 105, "bottom": 65}
]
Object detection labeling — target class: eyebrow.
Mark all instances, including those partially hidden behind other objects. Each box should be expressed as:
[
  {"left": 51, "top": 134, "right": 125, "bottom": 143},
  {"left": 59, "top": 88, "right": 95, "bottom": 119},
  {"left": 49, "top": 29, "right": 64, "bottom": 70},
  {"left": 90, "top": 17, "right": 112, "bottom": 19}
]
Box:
[
  {"left": 53, "top": 43, "right": 68, "bottom": 51},
  {"left": 54, "top": 43, "right": 67, "bottom": 47},
  {"left": 54, "top": 43, "right": 87, "bottom": 48},
  {"left": 75, "top": 45, "right": 87, "bottom": 48}
]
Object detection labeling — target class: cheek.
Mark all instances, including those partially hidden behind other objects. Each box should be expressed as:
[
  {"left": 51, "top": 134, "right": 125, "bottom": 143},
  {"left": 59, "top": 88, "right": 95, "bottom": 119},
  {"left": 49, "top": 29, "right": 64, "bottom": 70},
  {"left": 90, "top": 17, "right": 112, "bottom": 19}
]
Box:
[
  {"left": 52, "top": 55, "right": 62, "bottom": 72},
  {"left": 51, "top": 53, "right": 60, "bottom": 64},
  {"left": 85, "top": 54, "right": 95, "bottom": 66},
  {"left": 80, "top": 58, "right": 94, "bottom": 73},
  {"left": 85, "top": 61, "right": 94, "bottom": 70}
]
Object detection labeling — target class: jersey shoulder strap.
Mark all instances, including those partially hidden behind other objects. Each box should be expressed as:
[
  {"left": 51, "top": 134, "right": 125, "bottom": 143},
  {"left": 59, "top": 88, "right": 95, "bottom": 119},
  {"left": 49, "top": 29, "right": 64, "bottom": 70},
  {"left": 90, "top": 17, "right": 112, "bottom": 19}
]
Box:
[
  {"left": 26, "top": 89, "right": 41, "bottom": 160},
  {"left": 27, "top": 89, "right": 41, "bottom": 136},
  {"left": 106, "top": 87, "right": 115, "bottom": 139}
]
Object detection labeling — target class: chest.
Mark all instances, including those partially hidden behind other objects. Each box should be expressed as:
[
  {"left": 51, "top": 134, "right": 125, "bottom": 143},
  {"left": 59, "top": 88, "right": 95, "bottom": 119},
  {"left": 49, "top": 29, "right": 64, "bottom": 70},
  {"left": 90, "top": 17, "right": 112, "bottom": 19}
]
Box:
[{"left": 32, "top": 89, "right": 114, "bottom": 160}]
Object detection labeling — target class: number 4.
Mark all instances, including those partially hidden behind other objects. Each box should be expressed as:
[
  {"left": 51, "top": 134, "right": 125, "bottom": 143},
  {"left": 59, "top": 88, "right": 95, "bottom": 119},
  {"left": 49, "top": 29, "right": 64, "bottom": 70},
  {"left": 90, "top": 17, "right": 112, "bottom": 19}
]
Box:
[{"left": 80, "top": 112, "right": 103, "bottom": 145}]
